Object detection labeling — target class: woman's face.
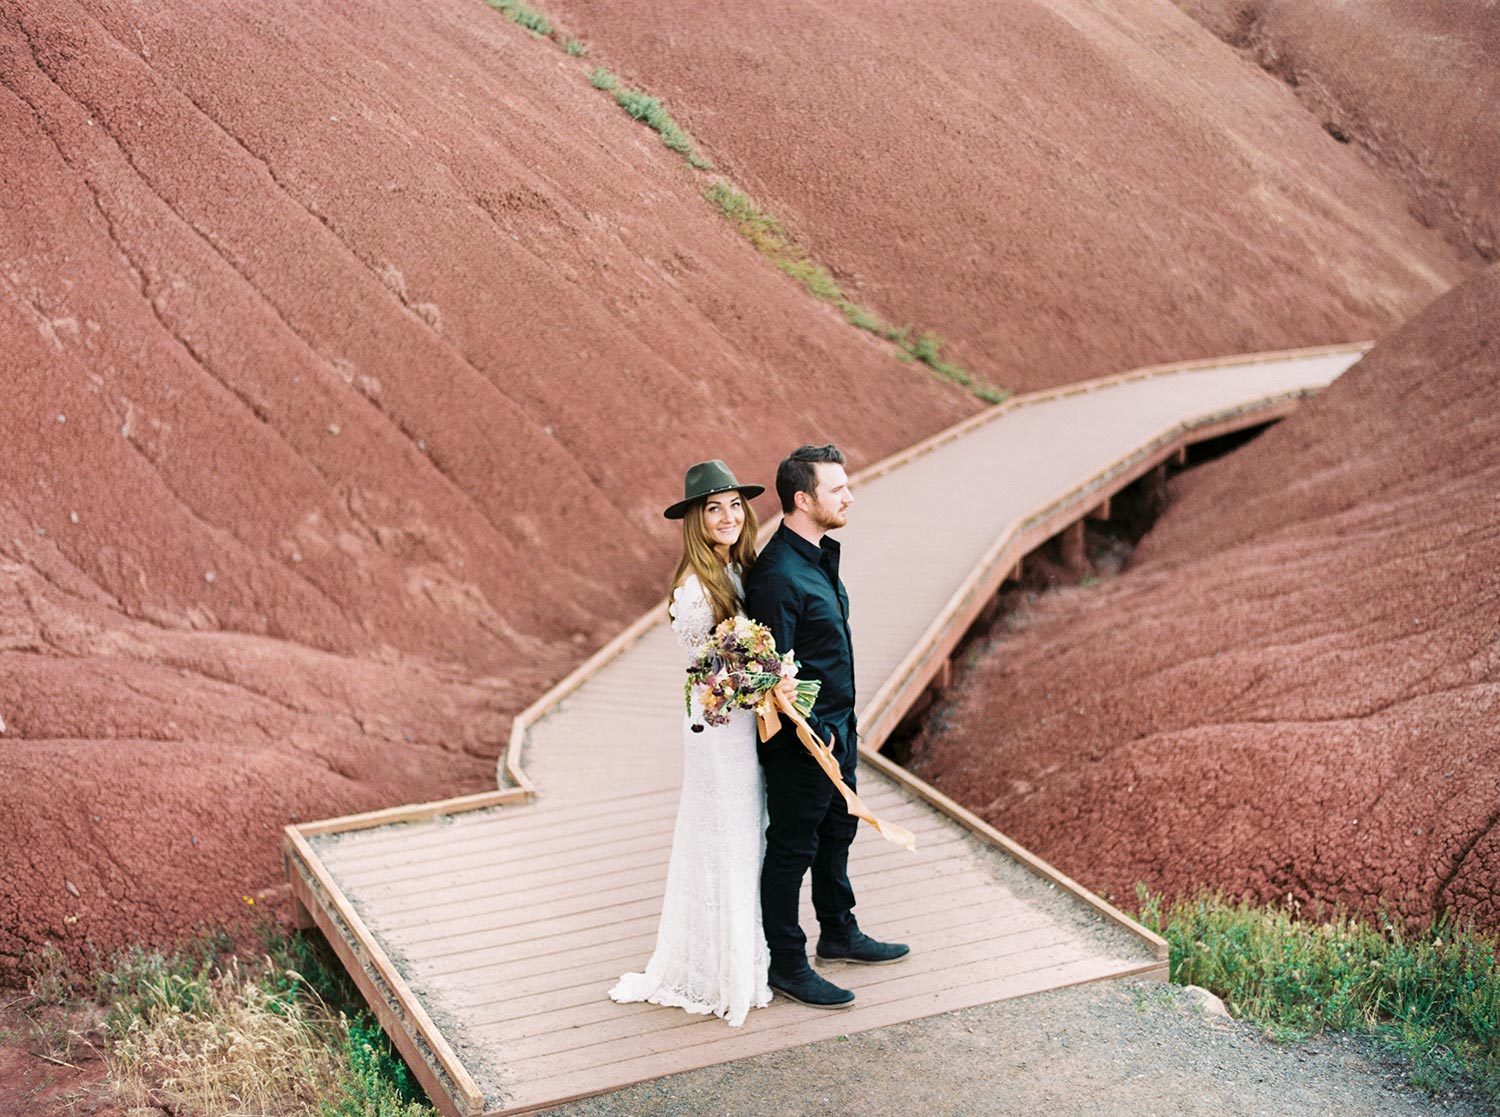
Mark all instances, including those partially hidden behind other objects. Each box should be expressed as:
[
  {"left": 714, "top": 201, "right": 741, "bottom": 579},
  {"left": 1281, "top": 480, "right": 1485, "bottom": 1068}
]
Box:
[{"left": 701, "top": 491, "right": 745, "bottom": 555}]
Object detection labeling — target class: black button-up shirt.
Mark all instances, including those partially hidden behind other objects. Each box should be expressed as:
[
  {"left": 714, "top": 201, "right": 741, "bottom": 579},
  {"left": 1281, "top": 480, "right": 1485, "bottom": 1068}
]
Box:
[{"left": 745, "top": 522, "right": 856, "bottom": 743}]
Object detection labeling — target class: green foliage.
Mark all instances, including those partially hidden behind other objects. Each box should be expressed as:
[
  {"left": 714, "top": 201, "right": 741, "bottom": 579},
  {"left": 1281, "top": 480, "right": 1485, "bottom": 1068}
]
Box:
[
  {"left": 704, "top": 180, "right": 1009, "bottom": 404},
  {"left": 483, "top": 0, "right": 552, "bottom": 36},
  {"left": 257, "top": 923, "right": 358, "bottom": 1010},
  {"left": 607, "top": 84, "right": 711, "bottom": 168},
  {"left": 95, "top": 928, "right": 233, "bottom": 1037},
  {"left": 564, "top": 38, "right": 587, "bottom": 57},
  {"left": 320, "top": 1014, "right": 433, "bottom": 1117},
  {"left": 589, "top": 66, "right": 619, "bottom": 91},
  {"left": 1140, "top": 888, "right": 1500, "bottom": 1101}
]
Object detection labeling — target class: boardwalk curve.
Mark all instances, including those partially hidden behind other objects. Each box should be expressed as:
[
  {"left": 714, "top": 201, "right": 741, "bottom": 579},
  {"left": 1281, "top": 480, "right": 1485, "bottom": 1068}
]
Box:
[{"left": 284, "top": 343, "right": 1367, "bottom": 1116}]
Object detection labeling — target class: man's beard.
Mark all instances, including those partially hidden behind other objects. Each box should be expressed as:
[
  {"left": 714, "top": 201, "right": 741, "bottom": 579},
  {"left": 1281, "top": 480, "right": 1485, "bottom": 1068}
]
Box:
[{"left": 811, "top": 504, "right": 847, "bottom": 531}]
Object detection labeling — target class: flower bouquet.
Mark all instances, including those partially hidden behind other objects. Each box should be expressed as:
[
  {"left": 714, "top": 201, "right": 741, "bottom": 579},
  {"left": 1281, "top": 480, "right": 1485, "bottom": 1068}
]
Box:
[{"left": 685, "top": 616, "right": 820, "bottom": 730}]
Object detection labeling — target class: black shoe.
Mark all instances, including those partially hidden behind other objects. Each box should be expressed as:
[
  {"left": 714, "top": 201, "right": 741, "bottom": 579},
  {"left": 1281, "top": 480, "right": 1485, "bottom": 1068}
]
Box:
[
  {"left": 767, "top": 965, "right": 856, "bottom": 1009},
  {"left": 816, "top": 930, "right": 910, "bottom": 965}
]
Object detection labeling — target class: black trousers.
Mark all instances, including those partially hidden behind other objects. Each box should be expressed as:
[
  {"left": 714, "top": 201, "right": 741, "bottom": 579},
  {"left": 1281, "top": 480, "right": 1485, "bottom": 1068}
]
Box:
[{"left": 758, "top": 708, "right": 860, "bottom": 972}]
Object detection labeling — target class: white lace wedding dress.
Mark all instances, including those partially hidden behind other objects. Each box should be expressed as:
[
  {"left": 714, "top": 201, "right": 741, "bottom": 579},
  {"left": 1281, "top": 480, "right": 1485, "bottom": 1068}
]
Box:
[{"left": 608, "top": 569, "right": 772, "bottom": 1027}]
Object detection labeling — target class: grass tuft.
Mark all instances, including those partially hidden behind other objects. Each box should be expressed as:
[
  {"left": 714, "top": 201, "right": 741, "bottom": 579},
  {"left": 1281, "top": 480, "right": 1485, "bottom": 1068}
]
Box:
[
  {"left": 564, "top": 38, "right": 587, "bottom": 57},
  {"left": 589, "top": 76, "right": 712, "bottom": 169},
  {"left": 705, "top": 180, "right": 1008, "bottom": 403},
  {"left": 106, "top": 956, "right": 343, "bottom": 1115},
  {"left": 483, "top": 0, "right": 552, "bottom": 36},
  {"left": 1140, "top": 888, "right": 1500, "bottom": 1101},
  {"left": 23, "top": 941, "right": 83, "bottom": 1004},
  {"left": 33, "top": 924, "right": 439, "bottom": 1116}
]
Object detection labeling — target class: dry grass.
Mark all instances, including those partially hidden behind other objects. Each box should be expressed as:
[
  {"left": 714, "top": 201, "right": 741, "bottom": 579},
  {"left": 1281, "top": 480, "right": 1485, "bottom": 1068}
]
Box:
[{"left": 104, "top": 956, "right": 344, "bottom": 1115}]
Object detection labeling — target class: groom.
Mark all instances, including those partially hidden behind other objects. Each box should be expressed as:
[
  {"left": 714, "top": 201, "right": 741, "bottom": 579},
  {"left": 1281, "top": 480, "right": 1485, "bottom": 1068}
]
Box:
[{"left": 745, "top": 443, "right": 909, "bottom": 1009}]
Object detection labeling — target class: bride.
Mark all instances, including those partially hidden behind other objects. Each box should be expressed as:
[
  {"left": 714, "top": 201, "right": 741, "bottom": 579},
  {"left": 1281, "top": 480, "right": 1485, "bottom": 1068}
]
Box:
[{"left": 609, "top": 460, "right": 791, "bottom": 1027}]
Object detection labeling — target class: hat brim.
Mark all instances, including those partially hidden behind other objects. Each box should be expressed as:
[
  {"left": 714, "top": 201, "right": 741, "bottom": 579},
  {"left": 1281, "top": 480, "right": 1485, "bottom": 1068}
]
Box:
[{"left": 663, "top": 483, "right": 765, "bottom": 520}]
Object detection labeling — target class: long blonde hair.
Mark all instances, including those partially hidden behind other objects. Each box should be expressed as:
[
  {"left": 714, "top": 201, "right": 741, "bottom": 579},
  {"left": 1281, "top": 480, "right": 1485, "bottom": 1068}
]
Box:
[{"left": 670, "top": 494, "right": 760, "bottom": 626}]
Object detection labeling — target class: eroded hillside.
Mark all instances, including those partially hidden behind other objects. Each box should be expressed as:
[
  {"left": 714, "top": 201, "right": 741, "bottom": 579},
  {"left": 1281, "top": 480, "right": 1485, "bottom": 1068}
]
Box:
[
  {"left": 550, "top": 0, "right": 1470, "bottom": 391},
  {"left": 1182, "top": 0, "right": 1499, "bottom": 264},
  {"left": 909, "top": 265, "right": 1500, "bottom": 931}
]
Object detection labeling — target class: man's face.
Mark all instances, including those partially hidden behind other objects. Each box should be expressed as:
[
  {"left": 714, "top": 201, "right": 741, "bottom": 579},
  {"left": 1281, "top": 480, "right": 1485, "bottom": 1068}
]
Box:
[{"left": 803, "top": 462, "right": 853, "bottom": 531}]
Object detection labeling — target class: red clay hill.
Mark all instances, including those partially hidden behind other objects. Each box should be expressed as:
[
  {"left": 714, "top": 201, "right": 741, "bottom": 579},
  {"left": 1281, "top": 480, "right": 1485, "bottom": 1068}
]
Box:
[
  {"left": 0, "top": 0, "right": 1477, "bottom": 983},
  {"left": 549, "top": 0, "right": 1469, "bottom": 391},
  {"left": 1181, "top": 0, "right": 1499, "bottom": 266},
  {"left": 909, "top": 264, "right": 1500, "bottom": 932}
]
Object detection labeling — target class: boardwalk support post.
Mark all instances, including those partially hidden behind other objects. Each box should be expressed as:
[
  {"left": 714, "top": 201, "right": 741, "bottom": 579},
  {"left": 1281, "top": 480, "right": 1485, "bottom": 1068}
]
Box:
[{"left": 1059, "top": 519, "right": 1090, "bottom": 577}]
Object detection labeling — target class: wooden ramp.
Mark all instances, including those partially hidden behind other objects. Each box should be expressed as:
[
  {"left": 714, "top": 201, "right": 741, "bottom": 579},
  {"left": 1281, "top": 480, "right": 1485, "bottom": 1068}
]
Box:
[{"left": 284, "top": 344, "right": 1367, "bottom": 1116}]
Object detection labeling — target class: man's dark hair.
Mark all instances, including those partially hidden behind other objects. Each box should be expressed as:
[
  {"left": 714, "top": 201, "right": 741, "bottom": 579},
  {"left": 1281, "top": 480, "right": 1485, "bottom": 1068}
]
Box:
[{"left": 776, "top": 443, "right": 846, "bottom": 513}]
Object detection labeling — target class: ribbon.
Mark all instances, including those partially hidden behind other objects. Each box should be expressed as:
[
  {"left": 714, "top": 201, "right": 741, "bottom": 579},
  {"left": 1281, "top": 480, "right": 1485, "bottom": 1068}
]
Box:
[{"left": 756, "top": 690, "right": 916, "bottom": 851}]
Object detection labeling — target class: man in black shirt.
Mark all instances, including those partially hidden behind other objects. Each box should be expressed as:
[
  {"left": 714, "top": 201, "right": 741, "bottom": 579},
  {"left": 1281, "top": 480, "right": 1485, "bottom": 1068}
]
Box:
[{"left": 745, "top": 444, "right": 909, "bottom": 1009}]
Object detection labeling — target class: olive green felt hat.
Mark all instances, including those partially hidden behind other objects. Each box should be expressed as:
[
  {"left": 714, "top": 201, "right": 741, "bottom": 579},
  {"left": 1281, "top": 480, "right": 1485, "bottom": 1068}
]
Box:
[{"left": 663, "top": 460, "right": 765, "bottom": 520}]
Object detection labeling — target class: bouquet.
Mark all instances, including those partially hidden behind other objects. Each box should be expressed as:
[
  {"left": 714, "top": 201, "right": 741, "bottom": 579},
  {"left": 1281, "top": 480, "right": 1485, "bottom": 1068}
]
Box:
[{"left": 685, "top": 616, "right": 820, "bottom": 730}]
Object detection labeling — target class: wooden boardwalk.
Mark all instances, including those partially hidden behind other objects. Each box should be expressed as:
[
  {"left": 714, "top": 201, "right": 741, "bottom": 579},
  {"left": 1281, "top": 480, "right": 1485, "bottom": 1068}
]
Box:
[{"left": 285, "top": 344, "right": 1366, "bottom": 1117}]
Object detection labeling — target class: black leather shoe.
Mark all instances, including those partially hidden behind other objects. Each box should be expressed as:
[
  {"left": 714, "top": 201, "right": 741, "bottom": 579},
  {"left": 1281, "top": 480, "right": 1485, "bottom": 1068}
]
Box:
[
  {"left": 816, "top": 929, "right": 910, "bottom": 965},
  {"left": 767, "top": 966, "right": 856, "bottom": 1008}
]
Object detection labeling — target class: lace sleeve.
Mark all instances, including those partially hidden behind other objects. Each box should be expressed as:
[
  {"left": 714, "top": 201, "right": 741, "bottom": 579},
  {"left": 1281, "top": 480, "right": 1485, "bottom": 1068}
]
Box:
[{"left": 670, "top": 575, "right": 716, "bottom": 654}]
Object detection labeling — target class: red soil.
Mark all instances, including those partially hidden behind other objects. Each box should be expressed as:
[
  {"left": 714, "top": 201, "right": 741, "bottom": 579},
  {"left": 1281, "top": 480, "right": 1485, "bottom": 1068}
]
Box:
[
  {"left": 0, "top": 0, "right": 979, "bottom": 984},
  {"left": 1181, "top": 0, "right": 1500, "bottom": 264},
  {"left": 548, "top": 0, "right": 1471, "bottom": 393},
  {"left": 908, "top": 264, "right": 1500, "bottom": 931}
]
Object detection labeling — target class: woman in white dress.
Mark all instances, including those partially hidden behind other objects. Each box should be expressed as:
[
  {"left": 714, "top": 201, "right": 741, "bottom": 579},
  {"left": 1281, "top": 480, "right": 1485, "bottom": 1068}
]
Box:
[{"left": 609, "top": 460, "right": 790, "bottom": 1027}]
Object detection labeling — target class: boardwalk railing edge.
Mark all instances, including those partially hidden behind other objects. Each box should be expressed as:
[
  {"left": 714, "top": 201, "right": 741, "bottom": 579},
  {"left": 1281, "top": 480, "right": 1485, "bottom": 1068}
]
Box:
[
  {"left": 492, "top": 339, "right": 1371, "bottom": 801},
  {"left": 283, "top": 827, "right": 488, "bottom": 1117},
  {"left": 282, "top": 339, "right": 1371, "bottom": 1114}
]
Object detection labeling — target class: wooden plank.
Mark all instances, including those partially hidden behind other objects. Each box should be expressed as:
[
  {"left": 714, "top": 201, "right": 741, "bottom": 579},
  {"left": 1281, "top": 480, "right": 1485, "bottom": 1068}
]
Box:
[
  {"left": 404, "top": 859, "right": 1023, "bottom": 962},
  {"left": 326, "top": 781, "right": 938, "bottom": 873},
  {"left": 449, "top": 885, "right": 1026, "bottom": 1013},
  {"left": 294, "top": 788, "right": 532, "bottom": 837},
  {"left": 853, "top": 389, "right": 1329, "bottom": 755},
  {"left": 376, "top": 831, "right": 977, "bottom": 939},
  {"left": 476, "top": 909, "right": 1055, "bottom": 1040},
  {"left": 496, "top": 956, "right": 1161, "bottom": 1115},
  {"left": 496, "top": 937, "right": 1120, "bottom": 1084},
  {"left": 317, "top": 786, "right": 680, "bottom": 863}
]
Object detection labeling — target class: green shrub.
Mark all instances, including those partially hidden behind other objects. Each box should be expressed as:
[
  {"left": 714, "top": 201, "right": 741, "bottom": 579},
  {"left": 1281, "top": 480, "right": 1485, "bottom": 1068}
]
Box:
[
  {"left": 483, "top": 0, "right": 551, "bottom": 36},
  {"left": 320, "top": 1014, "right": 433, "bottom": 1117},
  {"left": 607, "top": 85, "right": 711, "bottom": 168},
  {"left": 588, "top": 66, "right": 619, "bottom": 91},
  {"left": 1140, "top": 888, "right": 1500, "bottom": 1100}
]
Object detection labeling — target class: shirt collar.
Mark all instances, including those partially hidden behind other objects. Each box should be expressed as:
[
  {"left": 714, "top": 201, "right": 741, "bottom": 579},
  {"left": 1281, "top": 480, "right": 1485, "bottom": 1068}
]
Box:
[{"left": 777, "top": 521, "right": 840, "bottom": 565}]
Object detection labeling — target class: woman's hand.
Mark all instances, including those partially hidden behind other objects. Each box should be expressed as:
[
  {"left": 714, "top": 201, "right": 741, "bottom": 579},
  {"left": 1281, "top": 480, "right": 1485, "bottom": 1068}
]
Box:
[{"left": 774, "top": 675, "right": 798, "bottom": 704}]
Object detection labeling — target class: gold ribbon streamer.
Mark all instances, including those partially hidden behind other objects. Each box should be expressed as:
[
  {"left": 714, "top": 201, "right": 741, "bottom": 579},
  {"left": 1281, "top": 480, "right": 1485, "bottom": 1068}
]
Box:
[{"left": 756, "top": 691, "right": 917, "bottom": 852}]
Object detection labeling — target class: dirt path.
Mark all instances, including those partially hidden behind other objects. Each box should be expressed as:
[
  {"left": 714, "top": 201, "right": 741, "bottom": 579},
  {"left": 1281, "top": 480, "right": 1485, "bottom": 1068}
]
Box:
[{"left": 536, "top": 980, "right": 1489, "bottom": 1117}]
